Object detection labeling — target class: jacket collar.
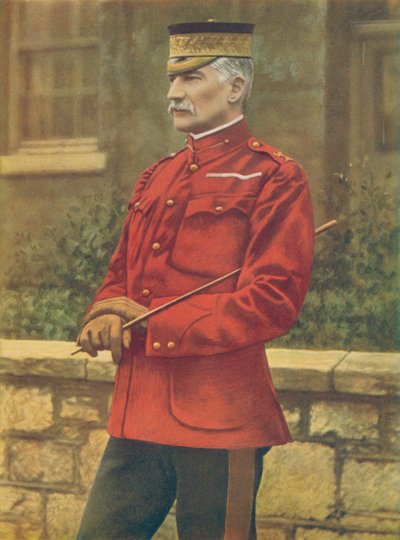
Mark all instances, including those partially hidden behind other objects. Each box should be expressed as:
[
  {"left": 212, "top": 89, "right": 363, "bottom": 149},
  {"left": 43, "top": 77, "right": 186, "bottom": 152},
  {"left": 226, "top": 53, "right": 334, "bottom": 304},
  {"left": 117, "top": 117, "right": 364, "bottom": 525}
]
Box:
[{"left": 185, "top": 118, "right": 251, "bottom": 163}]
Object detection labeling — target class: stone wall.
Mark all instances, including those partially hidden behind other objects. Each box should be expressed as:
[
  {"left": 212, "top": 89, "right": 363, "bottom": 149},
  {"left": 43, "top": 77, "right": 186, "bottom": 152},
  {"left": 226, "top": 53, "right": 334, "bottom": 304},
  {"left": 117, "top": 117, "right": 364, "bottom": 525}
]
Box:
[{"left": 0, "top": 340, "right": 399, "bottom": 539}]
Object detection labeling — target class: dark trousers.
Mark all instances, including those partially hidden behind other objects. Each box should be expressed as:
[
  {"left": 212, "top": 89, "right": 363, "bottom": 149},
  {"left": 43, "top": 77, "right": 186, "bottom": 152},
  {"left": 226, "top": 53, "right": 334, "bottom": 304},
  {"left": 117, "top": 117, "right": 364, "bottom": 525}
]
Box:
[{"left": 77, "top": 437, "right": 268, "bottom": 540}]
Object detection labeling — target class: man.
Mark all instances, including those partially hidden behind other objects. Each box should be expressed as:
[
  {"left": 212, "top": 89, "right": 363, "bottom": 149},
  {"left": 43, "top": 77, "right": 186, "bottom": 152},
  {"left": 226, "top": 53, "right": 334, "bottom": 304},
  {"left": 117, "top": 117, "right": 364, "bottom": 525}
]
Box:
[{"left": 77, "top": 21, "right": 314, "bottom": 540}]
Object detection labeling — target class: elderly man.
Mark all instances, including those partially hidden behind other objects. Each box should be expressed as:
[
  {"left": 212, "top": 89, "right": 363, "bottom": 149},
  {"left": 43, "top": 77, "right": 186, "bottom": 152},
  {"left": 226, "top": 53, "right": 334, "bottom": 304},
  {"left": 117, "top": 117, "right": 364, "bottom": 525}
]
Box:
[{"left": 77, "top": 21, "right": 314, "bottom": 540}]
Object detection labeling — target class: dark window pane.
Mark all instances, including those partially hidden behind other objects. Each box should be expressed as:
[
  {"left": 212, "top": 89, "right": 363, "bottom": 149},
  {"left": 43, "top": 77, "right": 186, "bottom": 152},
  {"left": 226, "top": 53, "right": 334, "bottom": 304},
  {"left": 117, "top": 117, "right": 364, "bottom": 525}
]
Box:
[
  {"left": 53, "top": 97, "right": 75, "bottom": 138},
  {"left": 50, "top": 1, "right": 73, "bottom": 40},
  {"left": 53, "top": 51, "right": 76, "bottom": 90},
  {"left": 379, "top": 51, "right": 399, "bottom": 150},
  {"left": 21, "top": 95, "right": 53, "bottom": 140},
  {"left": 81, "top": 47, "right": 98, "bottom": 88},
  {"left": 79, "top": 1, "right": 98, "bottom": 37},
  {"left": 81, "top": 95, "right": 97, "bottom": 137},
  {"left": 19, "top": 1, "right": 50, "bottom": 43}
]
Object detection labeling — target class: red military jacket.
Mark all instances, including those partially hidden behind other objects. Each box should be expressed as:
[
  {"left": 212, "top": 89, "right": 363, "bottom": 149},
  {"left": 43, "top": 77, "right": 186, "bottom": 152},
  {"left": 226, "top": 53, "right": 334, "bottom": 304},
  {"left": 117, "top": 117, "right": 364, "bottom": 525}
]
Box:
[{"left": 90, "top": 118, "right": 314, "bottom": 449}]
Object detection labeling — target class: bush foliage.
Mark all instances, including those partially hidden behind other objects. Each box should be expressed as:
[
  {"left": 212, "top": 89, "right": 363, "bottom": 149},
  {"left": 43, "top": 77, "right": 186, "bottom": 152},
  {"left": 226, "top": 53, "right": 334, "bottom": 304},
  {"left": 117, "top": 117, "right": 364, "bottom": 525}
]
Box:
[{"left": 1, "top": 167, "right": 398, "bottom": 351}]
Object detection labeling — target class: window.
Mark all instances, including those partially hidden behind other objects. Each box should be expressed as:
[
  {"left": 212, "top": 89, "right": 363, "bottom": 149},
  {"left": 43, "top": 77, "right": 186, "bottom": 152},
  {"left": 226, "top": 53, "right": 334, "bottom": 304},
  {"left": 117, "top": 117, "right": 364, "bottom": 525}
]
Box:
[
  {"left": 349, "top": 20, "right": 400, "bottom": 173},
  {"left": 376, "top": 48, "right": 399, "bottom": 150},
  {"left": 2, "top": 0, "right": 105, "bottom": 175}
]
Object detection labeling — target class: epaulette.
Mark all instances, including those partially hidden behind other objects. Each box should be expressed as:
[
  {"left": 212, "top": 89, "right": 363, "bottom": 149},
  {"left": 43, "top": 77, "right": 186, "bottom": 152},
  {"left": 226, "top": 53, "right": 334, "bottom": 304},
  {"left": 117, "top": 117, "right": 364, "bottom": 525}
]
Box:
[
  {"left": 247, "top": 137, "right": 295, "bottom": 166},
  {"left": 167, "top": 146, "right": 186, "bottom": 160}
]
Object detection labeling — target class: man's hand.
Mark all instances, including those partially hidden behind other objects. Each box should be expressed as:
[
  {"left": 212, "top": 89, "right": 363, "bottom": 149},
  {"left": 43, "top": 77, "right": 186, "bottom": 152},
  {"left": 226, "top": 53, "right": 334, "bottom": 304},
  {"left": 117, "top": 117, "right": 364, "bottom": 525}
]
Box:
[{"left": 78, "top": 314, "right": 132, "bottom": 364}]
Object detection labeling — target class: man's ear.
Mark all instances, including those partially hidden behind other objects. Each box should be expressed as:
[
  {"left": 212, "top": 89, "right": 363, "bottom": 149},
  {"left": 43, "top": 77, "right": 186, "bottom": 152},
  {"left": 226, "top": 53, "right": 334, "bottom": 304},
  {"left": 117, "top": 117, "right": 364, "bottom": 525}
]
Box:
[{"left": 227, "top": 76, "right": 246, "bottom": 104}]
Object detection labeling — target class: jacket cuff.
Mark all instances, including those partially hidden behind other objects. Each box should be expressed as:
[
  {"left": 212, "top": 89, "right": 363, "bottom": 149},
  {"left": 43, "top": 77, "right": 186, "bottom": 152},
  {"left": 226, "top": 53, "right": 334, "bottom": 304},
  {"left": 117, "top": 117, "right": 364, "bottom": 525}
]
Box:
[
  {"left": 145, "top": 296, "right": 212, "bottom": 357},
  {"left": 82, "top": 296, "right": 148, "bottom": 326}
]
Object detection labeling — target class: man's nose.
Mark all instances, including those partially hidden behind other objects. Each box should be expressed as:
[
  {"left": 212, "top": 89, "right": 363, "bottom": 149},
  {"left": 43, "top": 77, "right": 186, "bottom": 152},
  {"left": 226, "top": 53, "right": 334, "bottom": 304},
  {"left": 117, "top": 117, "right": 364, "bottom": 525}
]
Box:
[{"left": 167, "top": 78, "right": 185, "bottom": 101}]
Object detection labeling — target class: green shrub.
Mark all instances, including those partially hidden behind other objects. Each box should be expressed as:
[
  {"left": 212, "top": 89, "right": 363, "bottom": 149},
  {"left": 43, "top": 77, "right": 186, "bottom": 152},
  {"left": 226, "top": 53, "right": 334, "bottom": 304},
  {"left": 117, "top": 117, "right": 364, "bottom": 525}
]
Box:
[
  {"left": 275, "top": 164, "right": 399, "bottom": 351},
  {"left": 1, "top": 186, "right": 127, "bottom": 341},
  {"left": 1, "top": 166, "right": 398, "bottom": 351}
]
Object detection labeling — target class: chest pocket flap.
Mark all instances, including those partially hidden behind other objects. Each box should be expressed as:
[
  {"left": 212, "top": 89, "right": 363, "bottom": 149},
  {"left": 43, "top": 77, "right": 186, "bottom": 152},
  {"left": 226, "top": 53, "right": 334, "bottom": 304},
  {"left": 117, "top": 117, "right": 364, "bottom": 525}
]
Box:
[
  {"left": 184, "top": 194, "right": 256, "bottom": 218},
  {"left": 170, "top": 194, "right": 256, "bottom": 278}
]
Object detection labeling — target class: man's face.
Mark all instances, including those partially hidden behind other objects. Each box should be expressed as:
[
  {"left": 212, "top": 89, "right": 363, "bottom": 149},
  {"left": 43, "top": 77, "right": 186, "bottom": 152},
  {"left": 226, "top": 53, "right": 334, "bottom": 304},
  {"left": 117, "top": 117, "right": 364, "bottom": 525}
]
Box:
[{"left": 167, "top": 65, "right": 235, "bottom": 134}]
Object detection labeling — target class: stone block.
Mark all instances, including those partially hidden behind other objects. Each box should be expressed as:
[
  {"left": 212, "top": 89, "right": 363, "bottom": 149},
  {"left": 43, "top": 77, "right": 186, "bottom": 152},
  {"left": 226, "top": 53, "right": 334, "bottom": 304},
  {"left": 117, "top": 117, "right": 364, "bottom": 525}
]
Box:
[
  {"left": 296, "top": 529, "right": 399, "bottom": 539},
  {"left": 257, "top": 525, "right": 288, "bottom": 539},
  {"left": 60, "top": 425, "right": 88, "bottom": 442},
  {"left": 79, "top": 429, "right": 109, "bottom": 490},
  {"left": 86, "top": 354, "right": 116, "bottom": 382},
  {"left": 257, "top": 442, "right": 336, "bottom": 521},
  {"left": 282, "top": 406, "right": 302, "bottom": 438},
  {"left": 341, "top": 459, "right": 400, "bottom": 513},
  {"left": 153, "top": 513, "right": 178, "bottom": 540},
  {"left": 333, "top": 352, "right": 400, "bottom": 395},
  {"left": 60, "top": 395, "right": 101, "bottom": 422},
  {"left": 0, "top": 339, "right": 86, "bottom": 379},
  {"left": 266, "top": 349, "right": 347, "bottom": 392},
  {"left": 0, "top": 486, "right": 42, "bottom": 536},
  {"left": 0, "top": 521, "right": 18, "bottom": 539},
  {"left": 47, "top": 493, "right": 86, "bottom": 540},
  {"left": 0, "top": 384, "right": 53, "bottom": 432},
  {"left": 0, "top": 439, "right": 6, "bottom": 477},
  {"left": 382, "top": 402, "right": 400, "bottom": 446},
  {"left": 9, "top": 440, "right": 75, "bottom": 485},
  {"left": 309, "top": 400, "right": 379, "bottom": 440}
]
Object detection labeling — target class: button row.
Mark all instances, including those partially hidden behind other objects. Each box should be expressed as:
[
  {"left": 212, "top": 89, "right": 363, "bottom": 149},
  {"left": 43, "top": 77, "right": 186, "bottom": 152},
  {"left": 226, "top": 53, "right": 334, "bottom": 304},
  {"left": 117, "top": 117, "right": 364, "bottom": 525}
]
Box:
[{"left": 153, "top": 341, "right": 176, "bottom": 351}]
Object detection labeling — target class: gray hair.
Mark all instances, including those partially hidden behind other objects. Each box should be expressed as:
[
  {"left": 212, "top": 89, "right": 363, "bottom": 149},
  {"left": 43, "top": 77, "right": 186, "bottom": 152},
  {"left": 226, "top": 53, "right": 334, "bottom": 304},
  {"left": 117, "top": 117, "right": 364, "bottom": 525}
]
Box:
[{"left": 209, "top": 57, "right": 254, "bottom": 111}]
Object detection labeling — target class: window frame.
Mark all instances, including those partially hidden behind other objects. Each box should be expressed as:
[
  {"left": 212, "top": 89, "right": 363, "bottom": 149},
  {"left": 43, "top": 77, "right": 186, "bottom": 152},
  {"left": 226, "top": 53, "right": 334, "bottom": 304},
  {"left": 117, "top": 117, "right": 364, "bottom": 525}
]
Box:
[{"left": 2, "top": 0, "right": 105, "bottom": 176}]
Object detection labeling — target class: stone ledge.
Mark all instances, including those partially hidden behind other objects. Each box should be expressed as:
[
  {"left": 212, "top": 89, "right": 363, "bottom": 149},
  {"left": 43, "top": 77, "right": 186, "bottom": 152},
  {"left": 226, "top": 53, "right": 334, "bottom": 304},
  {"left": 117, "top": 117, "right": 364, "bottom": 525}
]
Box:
[
  {"left": 333, "top": 352, "right": 400, "bottom": 395},
  {"left": 267, "top": 349, "right": 348, "bottom": 392},
  {"left": 0, "top": 340, "right": 399, "bottom": 395},
  {"left": 0, "top": 340, "right": 87, "bottom": 379}
]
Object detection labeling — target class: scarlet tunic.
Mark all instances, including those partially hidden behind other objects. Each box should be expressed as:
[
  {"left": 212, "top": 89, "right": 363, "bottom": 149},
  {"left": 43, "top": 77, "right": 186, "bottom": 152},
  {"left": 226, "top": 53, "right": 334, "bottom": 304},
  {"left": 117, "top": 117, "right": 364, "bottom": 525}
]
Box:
[{"left": 91, "top": 119, "right": 314, "bottom": 449}]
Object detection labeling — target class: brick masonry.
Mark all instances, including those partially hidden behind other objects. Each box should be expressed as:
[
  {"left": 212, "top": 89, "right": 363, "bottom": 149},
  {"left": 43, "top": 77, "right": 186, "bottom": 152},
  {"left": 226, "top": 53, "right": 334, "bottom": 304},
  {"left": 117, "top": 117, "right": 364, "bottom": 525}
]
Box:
[{"left": 0, "top": 340, "right": 399, "bottom": 539}]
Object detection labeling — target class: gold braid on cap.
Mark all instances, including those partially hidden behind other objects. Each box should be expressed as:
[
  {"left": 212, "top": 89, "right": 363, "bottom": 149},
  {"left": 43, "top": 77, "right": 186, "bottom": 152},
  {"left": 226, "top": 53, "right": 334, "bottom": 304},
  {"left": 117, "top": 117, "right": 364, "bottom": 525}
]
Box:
[
  {"left": 169, "top": 33, "right": 252, "bottom": 58},
  {"left": 167, "top": 21, "right": 254, "bottom": 75}
]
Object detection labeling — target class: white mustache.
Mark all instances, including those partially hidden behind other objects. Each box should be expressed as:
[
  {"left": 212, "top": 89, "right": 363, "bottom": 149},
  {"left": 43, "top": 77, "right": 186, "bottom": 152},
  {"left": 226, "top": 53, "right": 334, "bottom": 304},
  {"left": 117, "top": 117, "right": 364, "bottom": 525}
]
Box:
[{"left": 168, "top": 101, "right": 195, "bottom": 115}]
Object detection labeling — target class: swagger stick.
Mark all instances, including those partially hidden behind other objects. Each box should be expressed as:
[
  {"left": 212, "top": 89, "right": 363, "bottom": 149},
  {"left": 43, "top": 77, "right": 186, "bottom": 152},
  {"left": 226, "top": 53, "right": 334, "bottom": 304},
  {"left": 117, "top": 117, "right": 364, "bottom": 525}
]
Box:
[{"left": 71, "top": 219, "right": 337, "bottom": 355}]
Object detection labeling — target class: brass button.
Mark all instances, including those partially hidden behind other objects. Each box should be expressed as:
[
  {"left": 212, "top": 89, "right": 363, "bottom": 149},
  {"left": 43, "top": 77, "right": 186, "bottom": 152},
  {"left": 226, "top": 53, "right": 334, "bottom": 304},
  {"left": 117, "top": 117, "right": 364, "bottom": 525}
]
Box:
[
  {"left": 224, "top": 139, "right": 230, "bottom": 144},
  {"left": 189, "top": 163, "right": 199, "bottom": 172},
  {"left": 215, "top": 206, "right": 224, "bottom": 212},
  {"left": 167, "top": 341, "right": 176, "bottom": 350},
  {"left": 153, "top": 342, "right": 161, "bottom": 351},
  {"left": 152, "top": 242, "right": 161, "bottom": 251},
  {"left": 166, "top": 199, "right": 175, "bottom": 207},
  {"left": 142, "top": 289, "right": 150, "bottom": 297},
  {"left": 170, "top": 152, "right": 176, "bottom": 157},
  {"left": 252, "top": 140, "right": 261, "bottom": 148},
  {"left": 133, "top": 201, "right": 141, "bottom": 209}
]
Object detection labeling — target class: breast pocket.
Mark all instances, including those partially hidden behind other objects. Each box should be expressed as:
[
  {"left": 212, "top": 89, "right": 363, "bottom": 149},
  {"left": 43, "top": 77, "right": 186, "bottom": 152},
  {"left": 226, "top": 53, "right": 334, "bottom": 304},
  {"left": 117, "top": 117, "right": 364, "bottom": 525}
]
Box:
[{"left": 169, "top": 194, "right": 256, "bottom": 277}]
